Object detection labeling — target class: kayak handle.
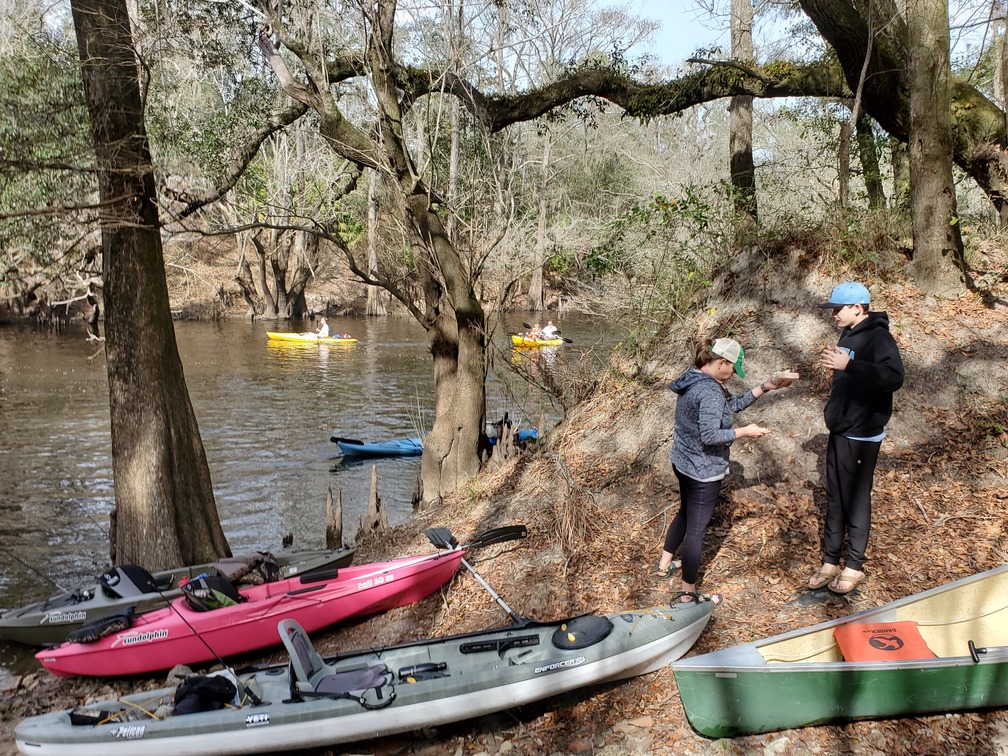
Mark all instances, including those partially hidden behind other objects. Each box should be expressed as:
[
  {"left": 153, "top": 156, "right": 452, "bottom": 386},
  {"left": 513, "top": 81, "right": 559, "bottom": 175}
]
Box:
[
  {"left": 287, "top": 584, "right": 327, "bottom": 596},
  {"left": 360, "top": 688, "right": 397, "bottom": 710},
  {"left": 969, "top": 639, "right": 988, "bottom": 663},
  {"left": 298, "top": 567, "right": 339, "bottom": 584}
]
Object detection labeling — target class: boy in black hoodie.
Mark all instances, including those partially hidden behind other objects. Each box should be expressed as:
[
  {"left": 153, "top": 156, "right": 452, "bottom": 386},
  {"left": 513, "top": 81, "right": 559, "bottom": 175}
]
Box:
[{"left": 807, "top": 282, "right": 904, "bottom": 595}]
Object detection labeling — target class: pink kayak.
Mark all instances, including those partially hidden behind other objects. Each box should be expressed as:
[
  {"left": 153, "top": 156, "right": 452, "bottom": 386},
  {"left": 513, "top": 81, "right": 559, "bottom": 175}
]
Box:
[{"left": 36, "top": 548, "right": 464, "bottom": 678}]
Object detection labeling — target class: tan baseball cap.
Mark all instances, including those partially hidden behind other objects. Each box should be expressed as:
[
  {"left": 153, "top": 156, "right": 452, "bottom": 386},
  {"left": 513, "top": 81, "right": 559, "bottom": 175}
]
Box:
[{"left": 711, "top": 338, "right": 745, "bottom": 378}]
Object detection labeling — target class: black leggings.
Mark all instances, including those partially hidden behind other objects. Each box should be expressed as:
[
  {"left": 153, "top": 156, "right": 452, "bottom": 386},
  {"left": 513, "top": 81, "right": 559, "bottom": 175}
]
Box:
[
  {"left": 663, "top": 466, "right": 722, "bottom": 585},
  {"left": 823, "top": 434, "right": 881, "bottom": 571}
]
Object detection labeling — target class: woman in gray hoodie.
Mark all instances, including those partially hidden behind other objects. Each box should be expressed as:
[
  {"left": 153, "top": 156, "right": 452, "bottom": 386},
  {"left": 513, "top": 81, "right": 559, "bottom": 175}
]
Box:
[{"left": 656, "top": 337, "right": 791, "bottom": 603}]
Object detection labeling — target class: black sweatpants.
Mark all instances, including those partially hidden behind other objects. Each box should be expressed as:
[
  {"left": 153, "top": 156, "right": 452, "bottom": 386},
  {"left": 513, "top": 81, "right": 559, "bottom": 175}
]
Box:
[
  {"left": 823, "top": 433, "right": 881, "bottom": 571},
  {"left": 664, "top": 466, "right": 722, "bottom": 585}
]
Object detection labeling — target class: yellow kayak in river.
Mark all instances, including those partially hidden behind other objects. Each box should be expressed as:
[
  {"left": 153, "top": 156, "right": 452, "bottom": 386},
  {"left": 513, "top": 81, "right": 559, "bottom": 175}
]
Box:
[
  {"left": 511, "top": 334, "right": 563, "bottom": 347},
  {"left": 267, "top": 331, "right": 358, "bottom": 345}
]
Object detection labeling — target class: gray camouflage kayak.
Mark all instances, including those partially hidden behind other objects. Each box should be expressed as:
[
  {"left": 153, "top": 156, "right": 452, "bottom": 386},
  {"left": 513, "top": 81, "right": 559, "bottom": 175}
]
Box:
[
  {"left": 15, "top": 599, "right": 715, "bottom": 755},
  {"left": 0, "top": 546, "right": 355, "bottom": 647}
]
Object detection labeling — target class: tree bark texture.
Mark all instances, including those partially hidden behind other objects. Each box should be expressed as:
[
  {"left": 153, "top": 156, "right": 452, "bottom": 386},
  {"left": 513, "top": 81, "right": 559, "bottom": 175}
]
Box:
[
  {"left": 729, "top": 0, "right": 758, "bottom": 221},
  {"left": 855, "top": 114, "right": 887, "bottom": 208},
  {"left": 71, "top": 0, "right": 229, "bottom": 568},
  {"left": 891, "top": 139, "right": 911, "bottom": 210},
  {"left": 906, "top": 0, "right": 966, "bottom": 293}
]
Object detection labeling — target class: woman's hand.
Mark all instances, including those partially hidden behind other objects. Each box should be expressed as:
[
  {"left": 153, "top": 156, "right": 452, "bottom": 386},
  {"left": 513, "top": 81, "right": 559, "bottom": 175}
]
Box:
[
  {"left": 762, "top": 371, "right": 800, "bottom": 391},
  {"left": 736, "top": 423, "right": 770, "bottom": 439}
]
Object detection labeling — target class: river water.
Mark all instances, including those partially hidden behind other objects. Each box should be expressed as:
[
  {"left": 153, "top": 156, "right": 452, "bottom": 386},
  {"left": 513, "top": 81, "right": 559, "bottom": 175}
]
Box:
[{"left": 0, "top": 313, "right": 607, "bottom": 680}]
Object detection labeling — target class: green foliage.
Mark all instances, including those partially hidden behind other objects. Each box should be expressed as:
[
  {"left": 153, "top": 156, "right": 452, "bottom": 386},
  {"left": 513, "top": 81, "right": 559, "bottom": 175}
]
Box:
[
  {"left": 423, "top": 105, "right": 497, "bottom": 227},
  {"left": 545, "top": 246, "right": 577, "bottom": 278},
  {"left": 331, "top": 209, "right": 365, "bottom": 246},
  {"left": 757, "top": 205, "right": 910, "bottom": 285},
  {"left": 0, "top": 29, "right": 94, "bottom": 291},
  {"left": 588, "top": 187, "right": 728, "bottom": 369},
  {"left": 146, "top": 76, "right": 278, "bottom": 185}
]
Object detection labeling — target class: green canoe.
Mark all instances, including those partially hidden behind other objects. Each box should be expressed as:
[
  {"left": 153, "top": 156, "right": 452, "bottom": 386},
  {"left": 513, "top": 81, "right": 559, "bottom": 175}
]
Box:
[{"left": 672, "top": 564, "right": 1008, "bottom": 737}]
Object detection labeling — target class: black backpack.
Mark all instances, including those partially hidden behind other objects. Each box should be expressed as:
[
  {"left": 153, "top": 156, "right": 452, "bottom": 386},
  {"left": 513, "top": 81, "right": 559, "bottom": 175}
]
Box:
[
  {"left": 180, "top": 574, "right": 244, "bottom": 611},
  {"left": 173, "top": 674, "right": 238, "bottom": 715}
]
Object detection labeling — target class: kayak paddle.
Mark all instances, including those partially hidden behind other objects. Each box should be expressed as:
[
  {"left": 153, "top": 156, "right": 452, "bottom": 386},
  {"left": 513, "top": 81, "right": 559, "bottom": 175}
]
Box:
[{"left": 330, "top": 436, "right": 365, "bottom": 445}]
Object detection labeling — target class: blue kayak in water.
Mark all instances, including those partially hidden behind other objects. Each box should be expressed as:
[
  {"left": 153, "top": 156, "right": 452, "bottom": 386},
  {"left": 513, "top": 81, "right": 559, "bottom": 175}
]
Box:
[{"left": 331, "top": 435, "right": 424, "bottom": 457}]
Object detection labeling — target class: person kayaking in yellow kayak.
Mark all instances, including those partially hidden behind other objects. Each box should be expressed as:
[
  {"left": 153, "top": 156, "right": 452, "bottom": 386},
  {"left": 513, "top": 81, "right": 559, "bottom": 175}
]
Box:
[{"left": 300, "top": 317, "right": 329, "bottom": 339}]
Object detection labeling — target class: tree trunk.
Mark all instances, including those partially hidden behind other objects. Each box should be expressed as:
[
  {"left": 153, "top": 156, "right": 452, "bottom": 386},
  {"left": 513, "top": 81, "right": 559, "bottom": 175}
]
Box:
[
  {"left": 856, "top": 113, "right": 887, "bottom": 208},
  {"left": 448, "top": 98, "right": 461, "bottom": 242},
  {"left": 1000, "top": 13, "right": 1008, "bottom": 225},
  {"left": 249, "top": 235, "right": 279, "bottom": 318},
  {"left": 527, "top": 128, "right": 551, "bottom": 312},
  {"left": 236, "top": 254, "right": 266, "bottom": 317},
  {"left": 71, "top": 0, "right": 229, "bottom": 569},
  {"left": 729, "top": 0, "right": 758, "bottom": 222},
  {"left": 906, "top": 0, "right": 965, "bottom": 294},
  {"left": 365, "top": 169, "right": 387, "bottom": 315},
  {"left": 801, "top": 0, "right": 968, "bottom": 289},
  {"left": 370, "top": 0, "right": 486, "bottom": 505},
  {"left": 838, "top": 119, "right": 851, "bottom": 208},
  {"left": 421, "top": 303, "right": 487, "bottom": 504},
  {"left": 891, "top": 139, "right": 911, "bottom": 211}
]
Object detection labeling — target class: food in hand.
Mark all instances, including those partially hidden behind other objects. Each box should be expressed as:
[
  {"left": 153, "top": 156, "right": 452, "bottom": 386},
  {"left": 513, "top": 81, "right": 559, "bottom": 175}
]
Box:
[{"left": 772, "top": 371, "right": 800, "bottom": 387}]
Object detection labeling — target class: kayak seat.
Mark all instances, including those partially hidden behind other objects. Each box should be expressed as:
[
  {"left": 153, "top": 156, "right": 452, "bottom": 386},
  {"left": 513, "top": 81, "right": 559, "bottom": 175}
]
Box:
[
  {"left": 833, "top": 621, "right": 936, "bottom": 661},
  {"left": 278, "top": 619, "right": 392, "bottom": 701},
  {"left": 98, "top": 565, "right": 160, "bottom": 599}
]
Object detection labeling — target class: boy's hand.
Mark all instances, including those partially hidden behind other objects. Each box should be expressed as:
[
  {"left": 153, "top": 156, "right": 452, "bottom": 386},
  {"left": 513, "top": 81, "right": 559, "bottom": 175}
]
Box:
[{"left": 818, "top": 347, "right": 850, "bottom": 372}]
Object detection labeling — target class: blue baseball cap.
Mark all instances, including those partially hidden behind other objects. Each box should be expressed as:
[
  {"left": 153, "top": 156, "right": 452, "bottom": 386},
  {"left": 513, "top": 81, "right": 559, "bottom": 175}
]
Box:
[{"left": 818, "top": 282, "right": 870, "bottom": 308}]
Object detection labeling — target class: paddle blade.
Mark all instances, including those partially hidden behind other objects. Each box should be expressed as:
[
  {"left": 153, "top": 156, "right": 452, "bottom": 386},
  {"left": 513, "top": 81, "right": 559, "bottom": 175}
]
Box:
[
  {"left": 423, "top": 527, "right": 457, "bottom": 549},
  {"left": 466, "top": 524, "right": 528, "bottom": 550},
  {"left": 331, "top": 436, "right": 365, "bottom": 445}
]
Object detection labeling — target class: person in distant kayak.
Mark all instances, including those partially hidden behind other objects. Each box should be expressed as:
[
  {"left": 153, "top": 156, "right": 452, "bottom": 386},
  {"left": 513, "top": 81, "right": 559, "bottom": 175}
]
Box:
[
  {"left": 540, "top": 320, "right": 559, "bottom": 339},
  {"left": 528, "top": 322, "right": 542, "bottom": 339},
  {"left": 315, "top": 318, "right": 330, "bottom": 338},
  {"left": 657, "top": 337, "right": 795, "bottom": 604},
  {"left": 806, "top": 282, "right": 904, "bottom": 596}
]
